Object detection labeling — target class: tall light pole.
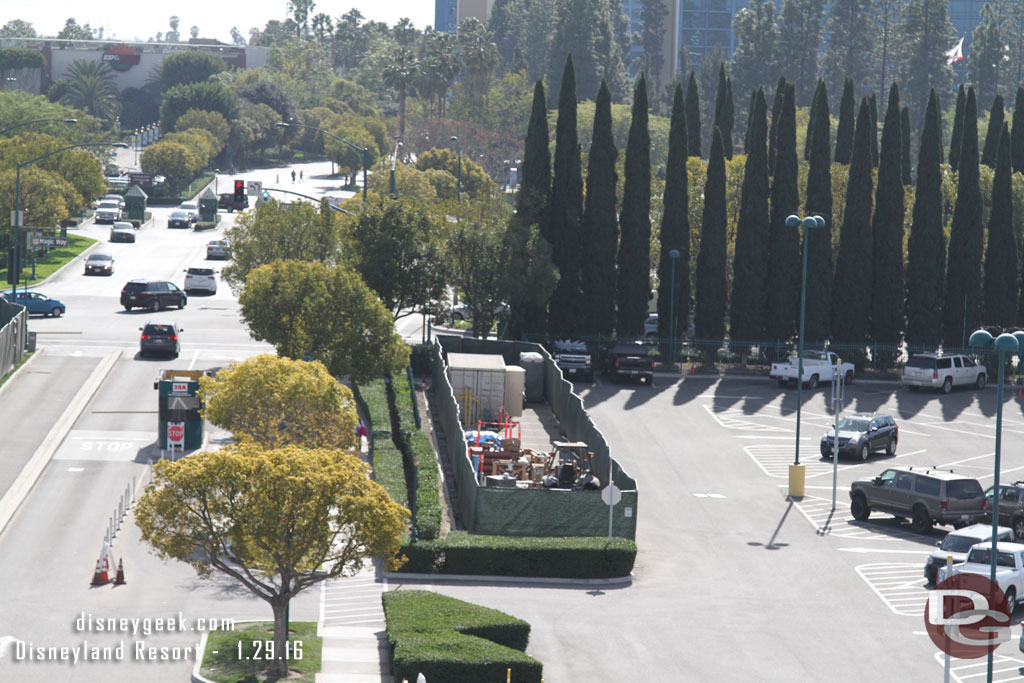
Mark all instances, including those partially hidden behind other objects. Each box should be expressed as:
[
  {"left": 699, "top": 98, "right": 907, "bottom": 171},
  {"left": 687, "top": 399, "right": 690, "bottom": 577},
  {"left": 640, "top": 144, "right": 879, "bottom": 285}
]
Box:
[
  {"left": 388, "top": 137, "right": 403, "bottom": 197},
  {"left": 276, "top": 122, "right": 368, "bottom": 202},
  {"left": 668, "top": 249, "right": 680, "bottom": 371},
  {"left": 0, "top": 117, "right": 77, "bottom": 137},
  {"left": 450, "top": 135, "right": 462, "bottom": 201},
  {"left": 786, "top": 213, "right": 824, "bottom": 498}
]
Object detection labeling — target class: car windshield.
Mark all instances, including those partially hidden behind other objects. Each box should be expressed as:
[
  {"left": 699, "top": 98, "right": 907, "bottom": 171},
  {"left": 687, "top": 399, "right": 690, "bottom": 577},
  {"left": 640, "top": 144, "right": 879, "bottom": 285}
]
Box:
[
  {"left": 89, "top": 254, "right": 112, "bottom": 262},
  {"left": 188, "top": 268, "right": 214, "bottom": 276},
  {"left": 98, "top": 201, "right": 118, "bottom": 208},
  {"left": 180, "top": 203, "right": 197, "bottom": 210},
  {"left": 170, "top": 211, "right": 187, "bottom": 218},
  {"left": 837, "top": 418, "right": 870, "bottom": 431},
  {"left": 143, "top": 324, "right": 174, "bottom": 336},
  {"left": 907, "top": 356, "right": 938, "bottom": 369},
  {"left": 941, "top": 534, "right": 989, "bottom": 553},
  {"left": 947, "top": 480, "right": 984, "bottom": 498}
]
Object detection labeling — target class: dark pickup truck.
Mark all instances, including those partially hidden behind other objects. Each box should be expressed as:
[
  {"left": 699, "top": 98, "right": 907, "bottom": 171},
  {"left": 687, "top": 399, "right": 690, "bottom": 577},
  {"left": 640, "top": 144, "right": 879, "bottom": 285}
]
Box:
[
  {"left": 603, "top": 342, "right": 656, "bottom": 384},
  {"left": 218, "top": 193, "right": 249, "bottom": 212}
]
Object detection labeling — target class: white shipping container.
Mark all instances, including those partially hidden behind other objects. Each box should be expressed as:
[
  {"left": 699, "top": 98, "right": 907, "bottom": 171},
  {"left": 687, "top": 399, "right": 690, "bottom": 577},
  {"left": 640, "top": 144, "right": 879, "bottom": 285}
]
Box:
[
  {"left": 504, "top": 365, "right": 525, "bottom": 418},
  {"left": 447, "top": 353, "right": 508, "bottom": 424}
]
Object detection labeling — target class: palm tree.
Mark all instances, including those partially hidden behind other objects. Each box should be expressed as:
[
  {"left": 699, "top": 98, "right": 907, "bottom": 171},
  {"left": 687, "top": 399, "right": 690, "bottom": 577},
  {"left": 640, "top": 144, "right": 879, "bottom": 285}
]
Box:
[
  {"left": 382, "top": 46, "right": 418, "bottom": 138},
  {"left": 287, "top": 0, "right": 316, "bottom": 38},
  {"left": 62, "top": 59, "right": 121, "bottom": 122}
]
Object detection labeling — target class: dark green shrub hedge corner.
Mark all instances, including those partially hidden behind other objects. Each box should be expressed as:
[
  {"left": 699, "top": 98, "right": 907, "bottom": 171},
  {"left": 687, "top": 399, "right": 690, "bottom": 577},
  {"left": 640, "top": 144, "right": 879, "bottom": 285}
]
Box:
[{"left": 383, "top": 590, "right": 543, "bottom": 683}]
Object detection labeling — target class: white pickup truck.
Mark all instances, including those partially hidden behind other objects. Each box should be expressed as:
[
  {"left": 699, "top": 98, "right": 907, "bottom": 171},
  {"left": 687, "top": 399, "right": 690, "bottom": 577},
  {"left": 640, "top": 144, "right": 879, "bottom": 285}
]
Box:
[
  {"left": 770, "top": 350, "right": 854, "bottom": 389},
  {"left": 938, "top": 541, "right": 1024, "bottom": 609}
]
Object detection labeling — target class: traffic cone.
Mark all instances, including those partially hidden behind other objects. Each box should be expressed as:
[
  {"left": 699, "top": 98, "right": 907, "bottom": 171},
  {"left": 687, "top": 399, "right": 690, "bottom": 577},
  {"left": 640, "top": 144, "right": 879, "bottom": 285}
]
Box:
[
  {"left": 91, "top": 559, "right": 108, "bottom": 586},
  {"left": 113, "top": 559, "right": 126, "bottom": 585}
]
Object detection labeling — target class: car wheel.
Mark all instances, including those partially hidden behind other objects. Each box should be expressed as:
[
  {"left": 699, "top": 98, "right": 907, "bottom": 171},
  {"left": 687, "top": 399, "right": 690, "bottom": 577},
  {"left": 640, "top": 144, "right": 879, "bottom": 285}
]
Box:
[
  {"left": 851, "top": 494, "right": 870, "bottom": 521},
  {"left": 911, "top": 506, "right": 933, "bottom": 534},
  {"left": 976, "top": 373, "right": 987, "bottom": 390},
  {"left": 123, "top": 305, "right": 131, "bottom": 311},
  {"left": 886, "top": 436, "right": 897, "bottom": 456},
  {"left": 808, "top": 374, "right": 819, "bottom": 390},
  {"left": 943, "top": 377, "right": 953, "bottom": 393},
  {"left": 139, "top": 349, "right": 147, "bottom": 358},
  {"left": 1013, "top": 516, "right": 1024, "bottom": 541},
  {"left": 50, "top": 307, "right": 63, "bottom": 318},
  {"left": 1007, "top": 587, "right": 1017, "bottom": 611},
  {"left": 860, "top": 443, "right": 870, "bottom": 461},
  {"left": 844, "top": 370, "right": 853, "bottom": 384},
  {"left": 151, "top": 299, "right": 161, "bottom": 312},
  {"left": 179, "top": 297, "right": 187, "bottom": 309},
  {"left": 777, "top": 378, "right": 789, "bottom": 387}
]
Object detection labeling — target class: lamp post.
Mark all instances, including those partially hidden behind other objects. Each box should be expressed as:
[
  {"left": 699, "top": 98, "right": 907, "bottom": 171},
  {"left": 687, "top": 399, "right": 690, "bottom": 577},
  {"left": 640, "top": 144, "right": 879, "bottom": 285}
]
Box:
[
  {"left": 388, "top": 137, "right": 403, "bottom": 197},
  {"left": 276, "top": 122, "right": 368, "bottom": 201},
  {"left": 668, "top": 249, "right": 680, "bottom": 372},
  {"left": 785, "top": 213, "right": 825, "bottom": 498},
  {"left": 0, "top": 117, "right": 77, "bottom": 137},
  {"left": 450, "top": 135, "right": 462, "bottom": 201},
  {"left": 13, "top": 142, "right": 127, "bottom": 303}
]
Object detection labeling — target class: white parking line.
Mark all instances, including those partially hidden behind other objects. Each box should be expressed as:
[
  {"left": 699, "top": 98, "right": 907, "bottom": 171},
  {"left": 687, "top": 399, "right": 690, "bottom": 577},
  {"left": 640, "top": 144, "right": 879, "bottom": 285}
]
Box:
[
  {"left": 855, "top": 563, "right": 928, "bottom": 616},
  {"left": 933, "top": 652, "right": 1024, "bottom": 682}
]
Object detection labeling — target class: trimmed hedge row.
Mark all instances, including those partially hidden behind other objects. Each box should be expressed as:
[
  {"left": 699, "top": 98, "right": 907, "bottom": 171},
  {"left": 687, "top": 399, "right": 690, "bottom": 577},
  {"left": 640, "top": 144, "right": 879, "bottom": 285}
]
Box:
[
  {"left": 406, "top": 430, "right": 441, "bottom": 540},
  {"left": 383, "top": 590, "right": 542, "bottom": 683},
  {"left": 373, "top": 440, "right": 407, "bottom": 507},
  {"left": 395, "top": 532, "right": 637, "bottom": 578},
  {"left": 355, "top": 379, "right": 391, "bottom": 440}
]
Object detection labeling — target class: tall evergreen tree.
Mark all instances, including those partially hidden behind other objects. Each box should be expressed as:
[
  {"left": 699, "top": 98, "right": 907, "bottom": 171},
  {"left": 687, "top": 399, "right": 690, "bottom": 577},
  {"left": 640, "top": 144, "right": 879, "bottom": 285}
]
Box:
[
  {"left": 804, "top": 79, "right": 820, "bottom": 161},
  {"left": 893, "top": 0, "right": 955, "bottom": 124},
  {"left": 1012, "top": 87, "right": 1024, "bottom": 174},
  {"left": 769, "top": 76, "right": 787, "bottom": 175},
  {"left": 981, "top": 94, "right": 1005, "bottom": 168},
  {"left": 713, "top": 64, "right": 734, "bottom": 158},
  {"left": 870, "top": 83, "right": 905, "bottom": 355},
  {"left": 744, "top": 88, "right": 757, "bottom": 154},
  {"left": 869, "top": 93, "right": 879, "bottom": 167},
  {"left": 968, "top": 0, "right": 1009, "bottom": 111},
  {"left": 694, "top": 126, "right": 728, "bottom": 351},
  {"left": 942, "top": 87, "right": 984, "bottom": 348},
  {"left": 777, "top": 0, "right": 827, "bottom": 106},
  {"left": 547, "top": 0, "right": 629, "bottom": 103},
  {"left": 547, "top": 55, "right": 585, "bottom": 337},
  {"left": 764, "top": 84, "right": 802, "bottom": 341},
  {"left": 833, "top": 98, "right": 876, "bottom": 345},
  {"left": 984, "top": 123, "right": 1018, "bottom": 327},
  {"left": 834, "top": 77, "right": 856, "bottom": 164},
  {"left": 616, "top": 73, "right": 652, "bottom": 337},
  {"left": 729, "top": 88, "right": 770, "bottom": 346},
  {"left": 725, "top": 78, "right": 735, "bottom": 156},
  {"left": 731, "top": 0, "right": 781, "bottom": 110},
  {"left": 901, "top": 105, "right": 912, "bottom": 184},
  {"left": 581, "top": 80, "right": 618, "bottom": 336},
  {"left": 803, "top": 80, "right": 833, "bottom": 342},
  {"left": 686, "top": 70, "right": 701, "bottom": 157},
  {"left": 874, "top": 0, "right": 902, "bottom": 106},
  {"left": 508, "top": 79, "right": 552, "bottom": 339},
  {"left": 949, "top": 83, "right": 966, "bottom": 171},
  {"left": 821, "top": 0, "right": 876, "bottom": 97},
  {"left": 906, "top": 89, "right": 947, "bottom": 349},
  {"left": 656, "top": 83, "right": 690, "bottom": 343}
]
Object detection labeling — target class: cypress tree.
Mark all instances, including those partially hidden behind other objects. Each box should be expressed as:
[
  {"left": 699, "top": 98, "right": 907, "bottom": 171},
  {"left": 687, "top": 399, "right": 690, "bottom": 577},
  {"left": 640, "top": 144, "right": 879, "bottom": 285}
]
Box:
[
  {"left": 901, "top": 106, "right": 912, "bottom": 185},
  {"left": 833, "top": 98, "right": 876, "bottom": 346},
  {"left": 942, "top": 87, "right": 984, "bottom": 348},
  {"left": 581, "top": 80, "right": 619, "bottom": 336},
  {"left": 950, "top": 84, "right": 966, "bottom": 171},
  {"left": 803, "top": 80, "right": 833, "bottom": 343},
  {"left": 870, "top": 83, "right": 905, "bottom": 356},
  {"left": 508, "top": 79, "right": 552, "bottom": 339},
  {"left": 616, "top": 73, "right": 652, "bottom": 337},
  {"left": 724, "top": 77, "right": 735, "bottom": 158},
  {"left": 834, "top": 77, "right": 855, "bottom": 164},
  {"left": 869, "top": 93, "right": 879, "bottom": 168},
  {"left": 1012, "top": 87, "right": 1024, "bottom": 174},
  {"left": 769, "top": 76, "right": 787, "bottom": 176},
  {"left": 984, "top": 123, "right": 1018, "bottom": 327},
  {"left": 906, "top": 89, "right": 947, "bottom": 350},
  {"left": 804, "top": 79, "right": 820, "bottom": 161},
  {"left": 713, "top": 65, "right": 728, "bottom": 156},
  {"left": 729, "top": 88, "right": 770, "bottom": 345},
  {"left": 744, "top": 87, "right": 756, "bottom": 154},
  {"left": 764, "top": 84, "right": 802, "bottom": 342},
  {"left": 686, "top": 70, "right": 701, "bottom": 157},
  {"left": 657, "top": 83, "right": 690, "bottom": 344},
  {"left": 694, "top": 126, "right": 728, "bottom": 354},
  {"left": 547, "top": 55, "right": 584, "bottom": 337},
  {"left": 981, "top": 94, "right": 1004, "bottom": 168}
]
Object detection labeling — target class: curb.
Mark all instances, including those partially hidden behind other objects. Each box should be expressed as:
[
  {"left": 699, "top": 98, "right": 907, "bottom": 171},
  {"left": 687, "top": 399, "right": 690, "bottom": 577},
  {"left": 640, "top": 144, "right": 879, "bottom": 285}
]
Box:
[
  {"left": 190, "top": 631, "right": 214, "bottom": 683},
  {"left": 20, "top": 231, "right": 103, "bottom": 289},
  {"left": 385, "top": 571, "right": 633, "bottom": 587}
]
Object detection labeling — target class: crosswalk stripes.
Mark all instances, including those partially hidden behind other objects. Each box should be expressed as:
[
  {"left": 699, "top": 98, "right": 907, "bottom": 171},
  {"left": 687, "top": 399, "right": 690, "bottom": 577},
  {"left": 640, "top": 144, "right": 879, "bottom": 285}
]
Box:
[
  {"left": 933, "top": 651, "right": 1024, "bottom": 681},
  {"left": 318, "top": 564, "right": 394, "bottom": 682},
  {"left": 702, "top": 404, "right": 792, "bottom": 432},
  {"left": 321, "top": 571, "right": 386, "bottom": 628},
  {"left": 792, "top": 494, "right": 933, "bottom": 541},
  {"left": 855, "top": 563, "right": 929, "bottom": 616},
  {"left": 743, "top": 444, "right": 851, "bottom": 479}
]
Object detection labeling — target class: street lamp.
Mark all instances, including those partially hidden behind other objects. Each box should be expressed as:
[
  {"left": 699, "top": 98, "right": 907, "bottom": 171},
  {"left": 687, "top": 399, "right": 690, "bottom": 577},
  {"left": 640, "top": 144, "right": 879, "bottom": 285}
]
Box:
[
  {"left": 13, "top": 142, "right": 127, "bottom": 304},
  {"left": 276, "top": 121, "right": 368, "bottom": 202},
  {"left": 968, "top": 328, "right": 1021, "bottom": 683},
  {"left": 0, "top": 117, "right": 77, "bottom": 137},
  {"left": 785, "top": 213, "right": 825, "bottom": 498},
  {"left": 388, "top": 137, "right": 403, "bottom": 197},
  {"left": 450, "top": 135, "right": 462, "bottom": 202},
  {"left": 668, "top": 249, "right": 680, "bottom": 372}
]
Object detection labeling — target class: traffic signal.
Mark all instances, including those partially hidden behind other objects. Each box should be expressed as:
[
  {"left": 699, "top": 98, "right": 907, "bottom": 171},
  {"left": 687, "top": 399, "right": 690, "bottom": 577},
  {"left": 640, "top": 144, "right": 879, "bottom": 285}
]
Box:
[{"left": 234, "top": 179, "right": 245, "bottom": 202}]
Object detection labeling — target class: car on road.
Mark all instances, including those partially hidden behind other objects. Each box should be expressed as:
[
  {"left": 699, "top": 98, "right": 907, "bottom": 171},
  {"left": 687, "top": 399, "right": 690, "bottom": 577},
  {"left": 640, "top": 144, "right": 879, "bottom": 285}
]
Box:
[
  {"left": 218, "top": 193, "right": 249, "bottom": 212},
  {"left": 924, "top": 523, "right": 1014, "bottom": 584},
  {"left": 849, "top": 466, "right": 987, "bottom": 534},
  {"left": 167, "top": 210, "right": 191, "bottom": 229},
  {"left": 820, "top": 414, "right": 898, "bottom": 460},
  {"left": 120, "top": 280, "right": 187, "bottom": 312},
  {"left": 178, "top": 201, "right": 200, "bottom": 224},
  {"left": 84, "top": 252, "right": 114, "bottom": 275},
  {"left": 603, "top": 341, "right": 655, "bottom": 384},
  {"left": 903, "top": 353, "right": 987, "bottom": 393},
  {"left": 1, "top": 289, "right": 66, "bottom": 317},
  {"left": 139, "top": 320, "right": 182, "bottom": 358},
  {"left": 770, "top": 349, "right": 855, "bottom": 388},
  {"left": 984, "top": 483, "right": 1024, "bottom": 540},
  {"left": 206, "top": 240, "right": 229, "bottom": 260},
  {"left": 102, "top": 193, "right": 126, "bottom": 210},
  {"left": 109, "top": 222, "right": 136, "bottom": 243},
  {"left": 183, "top": 267, "right": 217, "bottom": 295},
  {"left": 94, "top": 200, "right": 121, "bottom": 224}
]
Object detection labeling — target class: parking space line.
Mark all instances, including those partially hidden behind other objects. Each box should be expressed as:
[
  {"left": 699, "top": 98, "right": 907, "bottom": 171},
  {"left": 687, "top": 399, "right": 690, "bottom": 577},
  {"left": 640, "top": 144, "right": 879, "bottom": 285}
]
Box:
[
  {"left": 855, "top": 563, "right": 928, "bottom": 616},
  {"left": 933, "top": 652, "right": 1024, "bottom": 682}
]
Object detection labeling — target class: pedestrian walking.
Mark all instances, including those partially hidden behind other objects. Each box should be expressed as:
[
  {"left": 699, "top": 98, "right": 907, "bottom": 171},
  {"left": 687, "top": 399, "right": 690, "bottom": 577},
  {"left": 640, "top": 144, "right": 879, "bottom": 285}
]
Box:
[
  {"left": 356, "top": 420, "right": 368, "bottom": 439},
  {"left": 291, "top": 170, "right": 296, "bottom": 183},
  {"left": 276, "top": 174, "right": 279, "bottom": 184},
  {"left": 299, "top": 170, "right": 304, "bottom": 182}
]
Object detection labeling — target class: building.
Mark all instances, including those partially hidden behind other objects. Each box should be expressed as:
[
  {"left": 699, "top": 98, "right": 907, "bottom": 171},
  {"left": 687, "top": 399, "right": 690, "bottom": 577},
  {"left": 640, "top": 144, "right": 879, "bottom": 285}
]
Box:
[{"left": 436, "top": 0, "right": 494, "bottom": 34}]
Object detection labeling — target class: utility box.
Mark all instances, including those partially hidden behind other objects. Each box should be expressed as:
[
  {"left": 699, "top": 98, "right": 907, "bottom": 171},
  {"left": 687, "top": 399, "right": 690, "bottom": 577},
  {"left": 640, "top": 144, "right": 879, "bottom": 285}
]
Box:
[
  {"left": 155, "top": 369, "right": 205, "bottom": 450},
  {"left": 518, "top": 351, "right": 545, "bottom": 402},
  {"left": 447, "top": 352, "right": 507, "bottom": 425},
  {"left": 503, "top": 365, "right": 524, "bottom": 418},
  {"left": 124, "top": 184, "right": 148, "bottom": 222},
  {"left": 198, "top": 188, "right": 217, "bottom": 223}
]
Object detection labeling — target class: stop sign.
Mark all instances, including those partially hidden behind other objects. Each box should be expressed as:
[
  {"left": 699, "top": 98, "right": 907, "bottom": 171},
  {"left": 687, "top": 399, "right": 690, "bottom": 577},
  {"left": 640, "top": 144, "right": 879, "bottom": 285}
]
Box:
[{"left": 167, "top": 424, "right": 185, "bottom": 444}]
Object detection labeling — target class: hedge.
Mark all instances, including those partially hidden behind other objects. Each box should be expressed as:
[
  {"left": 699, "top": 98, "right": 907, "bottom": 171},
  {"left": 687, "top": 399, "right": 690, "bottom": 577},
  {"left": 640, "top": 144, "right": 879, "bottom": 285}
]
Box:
[
  {"left": 383, "top": 590, "right": 542, "bottom": 683},
  {"left": 395, "top": 532, "right": 637, "bottom": 579},
  {"left": 406, "top": 430, "right": 441, "bottom": 540}
]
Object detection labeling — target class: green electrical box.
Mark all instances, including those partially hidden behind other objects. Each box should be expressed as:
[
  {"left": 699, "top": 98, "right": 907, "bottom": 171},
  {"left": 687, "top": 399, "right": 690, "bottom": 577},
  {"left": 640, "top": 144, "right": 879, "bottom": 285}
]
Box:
[
  {"left": 155, "top": 369, "right": 205, "bottom": 450},
  {"left": 125, "top": 184, "right": 148, "bottom": 222},
  {"left": 198, "top": 188, "right": 218, "bottom": 223}
]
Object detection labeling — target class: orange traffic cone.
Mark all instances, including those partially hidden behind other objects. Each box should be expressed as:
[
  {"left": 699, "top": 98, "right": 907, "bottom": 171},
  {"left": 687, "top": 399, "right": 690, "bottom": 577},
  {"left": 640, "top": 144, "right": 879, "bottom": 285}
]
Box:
[
  {"left": 113, "top": 559, "right": 126, "bottom": 585},
  {"left": 91, "top": 559, "right": 108, "bottom": 586}
]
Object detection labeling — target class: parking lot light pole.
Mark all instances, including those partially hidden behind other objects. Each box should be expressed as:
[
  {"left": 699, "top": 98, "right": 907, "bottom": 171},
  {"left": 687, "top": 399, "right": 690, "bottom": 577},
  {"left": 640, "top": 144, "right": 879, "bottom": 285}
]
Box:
[
  {"left": 276, "top": 122, "right": 368, "bottom": 201},
  {"left": 668, "top": 249, "right": 680, "bottom": 371},
  {"left": 786, "top": 214, "right": 824, "bottom": 498}
]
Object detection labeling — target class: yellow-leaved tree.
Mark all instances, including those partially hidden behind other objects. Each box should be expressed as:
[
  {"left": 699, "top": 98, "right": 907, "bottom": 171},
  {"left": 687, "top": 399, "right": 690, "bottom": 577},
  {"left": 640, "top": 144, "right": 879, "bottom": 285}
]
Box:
[{"left": 135, "top": 444, "right": 408, "bottom": 678}]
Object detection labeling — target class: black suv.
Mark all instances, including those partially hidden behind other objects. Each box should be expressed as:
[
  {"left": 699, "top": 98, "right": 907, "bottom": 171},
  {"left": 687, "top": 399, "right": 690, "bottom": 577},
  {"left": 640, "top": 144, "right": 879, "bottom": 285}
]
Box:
[
  {"left": 820, "top": 414, "right": 898, "bottom": 460},
  {"left": 120, "top": 280, "right": 187, "bottom": 312},
  {"left": 602, "top": 342, "right": 655, "bottom": 384},
  {"left": 218, "top": 193, "right": 249, "bottom": 212}
]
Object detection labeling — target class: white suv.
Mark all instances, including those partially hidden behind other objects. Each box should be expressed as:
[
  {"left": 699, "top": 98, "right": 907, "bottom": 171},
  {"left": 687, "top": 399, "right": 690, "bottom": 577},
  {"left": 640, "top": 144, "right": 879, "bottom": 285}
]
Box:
[
  {"left": 183, "top": 267, "right": 217, "bottom": 294},
  {"left": 903, "top": 353, "right": 987, "bottom": 393}
]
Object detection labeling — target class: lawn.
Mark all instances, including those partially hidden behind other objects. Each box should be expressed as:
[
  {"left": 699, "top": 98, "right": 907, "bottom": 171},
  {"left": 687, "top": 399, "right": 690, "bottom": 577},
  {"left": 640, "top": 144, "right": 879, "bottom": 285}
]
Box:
[
  {"left": 0, "top": 234, "right": 96, "bottom": 287},
  {"left": 199, "top": 621, "right": 322, "bottom": 683}
]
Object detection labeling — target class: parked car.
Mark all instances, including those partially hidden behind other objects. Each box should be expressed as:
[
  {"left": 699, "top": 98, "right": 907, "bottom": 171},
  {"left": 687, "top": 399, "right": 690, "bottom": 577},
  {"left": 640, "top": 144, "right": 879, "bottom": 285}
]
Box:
[
  {"left": 1, "top": 289, "right": 66, "bottom": 317},
  {"left": 925, "top": 524, "right": 1014, "bottom": 584},
  {"left": 120, "top": 280, "right": 187, "bottom": 312},
  {"left": 139, "top": 320, "right": 182, "bottom": 358},
  {"left": 903, "top": 353, "right": 987, "bottom": 393},
  {"left": 178, "top": 201, "right": 200, "bottom": 223},
  {"left": 183, "top": 267, "right": 217, "bottom": 294},
  {"left": 644, "top": 314, "right": 658, "bottom": 338},
  {"left": 984, "top": 483, "right": 1024, "bottom": 540},
  {"left": 820, "top": 414, "right": 898, "bottom": 461},
  {"left": 218, "top": 193, "right": 249, "bottom": 212},
  {"left": 84, "top": 252, "right": 114, "bottom": 275},
  {"left": 94, "top": 200, "right": 121, "bottom": 224},
  {"left": 553, "top": 340, "right": 594, "bottom": 382},
  {"left": 939, "top": 542, "right": 1024, "bottom": 608},
  {"left": 110, "top": 223, "right": 136, "bottom": 243},
  {"left": 850, "top": 466, "right": 987, "bottom": 534},
  {"left": 602, "top": 341, "right": 656, "bottom": 384},
  {"left": 770, "top": 349, "right": 855, "bottom": 388},
  {"left": 206, "top": 240, "right": 229, "bottom": 260},
  {"left": 102, "top": 193, "right": 126, "bottom": 210},
  {"left": 167, "top": 210, "right": 191, "bottom": 229}
]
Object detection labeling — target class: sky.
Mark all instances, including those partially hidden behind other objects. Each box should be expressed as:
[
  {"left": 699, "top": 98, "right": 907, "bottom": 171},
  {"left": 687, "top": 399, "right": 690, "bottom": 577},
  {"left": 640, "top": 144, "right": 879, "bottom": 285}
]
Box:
[{"left": 1, "top": 1, "right": 434, "bottom": 43}]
